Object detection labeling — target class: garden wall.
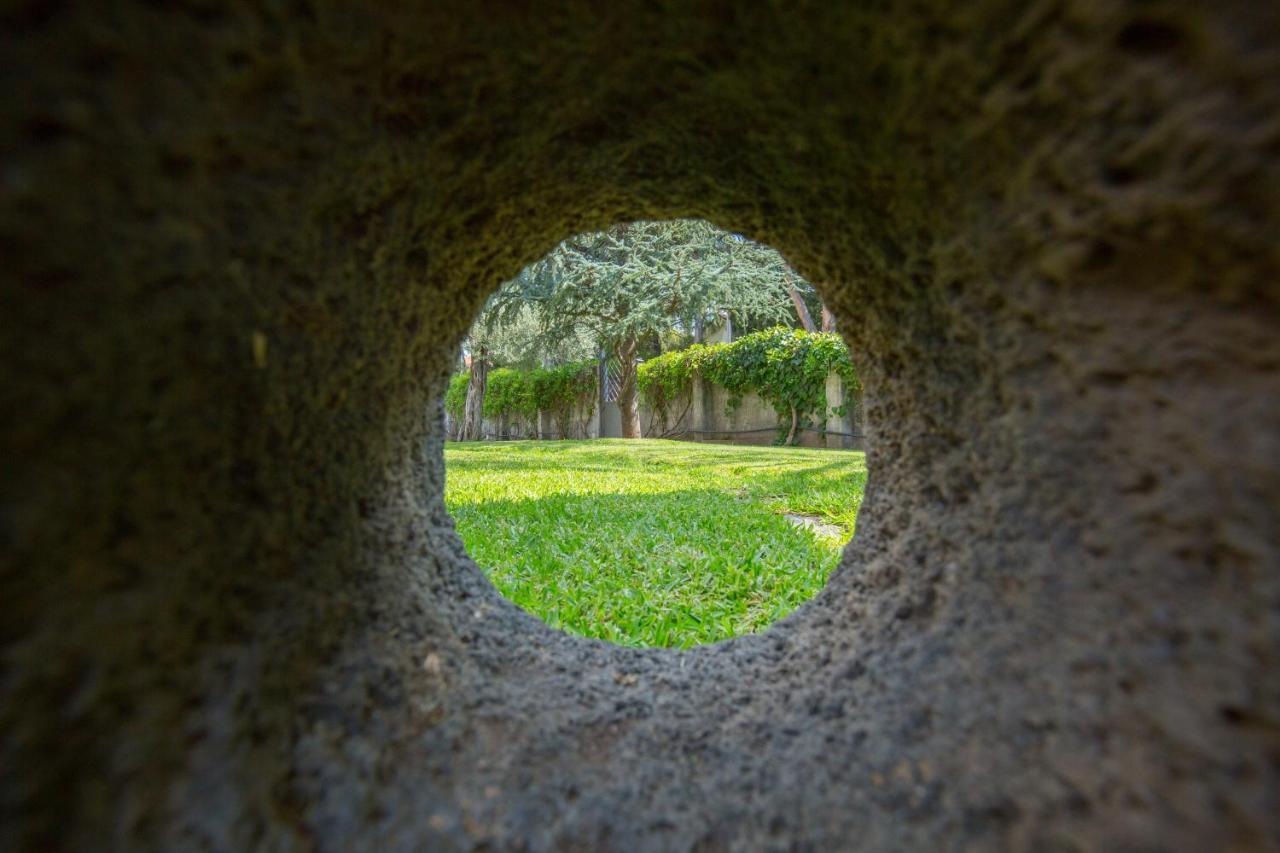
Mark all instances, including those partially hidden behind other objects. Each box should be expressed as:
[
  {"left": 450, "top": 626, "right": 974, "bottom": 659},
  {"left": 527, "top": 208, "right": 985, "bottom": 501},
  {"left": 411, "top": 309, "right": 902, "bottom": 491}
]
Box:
[
  {"left": 679, "top": 374, "right": 863, "bottom": 449},
  {"left": 469, "top": 400, "right": 598, "bottom": 441},
  {"left": 469, "top": 370, "right": 861, "bottom": 449}
]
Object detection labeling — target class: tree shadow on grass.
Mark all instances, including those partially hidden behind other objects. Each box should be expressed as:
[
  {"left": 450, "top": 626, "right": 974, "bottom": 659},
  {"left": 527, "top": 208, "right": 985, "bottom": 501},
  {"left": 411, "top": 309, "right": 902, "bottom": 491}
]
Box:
[
  {"left": 444, "top": 485, "right": 857, "bottom": 648},
  {"left": 445, "top": 441, "right": 866, "bottom": 479}
]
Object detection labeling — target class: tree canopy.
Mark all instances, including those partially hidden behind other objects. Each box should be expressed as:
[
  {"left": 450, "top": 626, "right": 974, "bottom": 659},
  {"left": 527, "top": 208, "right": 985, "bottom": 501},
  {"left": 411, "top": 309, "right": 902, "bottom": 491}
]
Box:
[
  {"left": 482, "top": 219, "right": 802, "bottom": 355},
  {"left": 464, "top": 303, "right": 594, "bottom": 371},
  {"left": 456, "top": 219, "right": 830, "bottom": 438}
]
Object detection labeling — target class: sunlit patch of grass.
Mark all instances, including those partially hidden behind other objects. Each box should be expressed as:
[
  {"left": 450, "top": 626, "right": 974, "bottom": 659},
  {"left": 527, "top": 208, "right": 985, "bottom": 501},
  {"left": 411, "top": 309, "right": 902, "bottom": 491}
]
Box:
[{"left": 444, "top": 439, "right": 867, "bottom": 647}]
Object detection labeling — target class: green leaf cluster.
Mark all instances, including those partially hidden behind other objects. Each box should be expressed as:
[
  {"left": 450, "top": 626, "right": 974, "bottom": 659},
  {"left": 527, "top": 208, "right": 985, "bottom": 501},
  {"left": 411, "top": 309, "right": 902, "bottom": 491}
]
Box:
[
  {"left": 444, "top": 371, "right": 470, "bottom": 420},
  {"left": 448, "top": 362, "right": 598, "bottom": 436},
  {"left": 483, "top": 220, "right": 799, "bottom": 356},
  {"left": 638, "top": 327, "right": 858, "bottom": 444},
  {"left": 633, "top": 345, "right": 704, "bottom": 430},
  {"left": 530, "top": 362, "right": 598, "bottom": 437},
  {"left": 484, "top": 368, "right": 538, "bottom": 429}
]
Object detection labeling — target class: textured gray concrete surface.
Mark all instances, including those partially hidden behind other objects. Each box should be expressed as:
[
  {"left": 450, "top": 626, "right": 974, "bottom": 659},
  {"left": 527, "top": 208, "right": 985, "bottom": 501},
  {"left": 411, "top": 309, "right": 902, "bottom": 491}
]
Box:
[{"left": 2, "top": 2, "right": 1278, "bottom": 850}]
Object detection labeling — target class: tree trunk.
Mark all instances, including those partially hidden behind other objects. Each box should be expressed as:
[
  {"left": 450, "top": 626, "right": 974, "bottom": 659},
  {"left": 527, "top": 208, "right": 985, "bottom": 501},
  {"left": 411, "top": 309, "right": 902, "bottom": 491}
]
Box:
[
  {"left": 820, "top": 304, "right": 835, "bottom": 333},
  {"left": 616, "top": 335, "right": 642, "bottom": 438},
  {"left": 786, "top": 405, "right": 799, "bottom": 446},
  {"left": 462, "top": 349, "right": 488, "bottom": 441},
  {"left": 786, "top": 274, "right": 816, "bottom": 332}
]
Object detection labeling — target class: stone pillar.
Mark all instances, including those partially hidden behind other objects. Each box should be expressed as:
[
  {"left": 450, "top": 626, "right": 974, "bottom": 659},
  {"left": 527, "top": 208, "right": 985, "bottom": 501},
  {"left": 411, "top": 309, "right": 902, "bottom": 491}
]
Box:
[
  {"left": 848, "top": 384, "right": 866, "bottom": 451},
  {"left": 599, "top": 402, "right": 622, "bottom": 438},
  {"left": 690, "top": 375, "right": 706, "bottom": 442},
  {"left": 825, "top": 371, "right": 844, "bottom": 449}
]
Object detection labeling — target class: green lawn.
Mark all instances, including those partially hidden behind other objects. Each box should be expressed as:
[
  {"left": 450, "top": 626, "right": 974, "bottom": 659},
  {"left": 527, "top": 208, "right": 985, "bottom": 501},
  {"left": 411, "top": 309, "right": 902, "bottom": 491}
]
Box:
[{"left": 444, "top": 439, "right": 867, "bottom": 647}]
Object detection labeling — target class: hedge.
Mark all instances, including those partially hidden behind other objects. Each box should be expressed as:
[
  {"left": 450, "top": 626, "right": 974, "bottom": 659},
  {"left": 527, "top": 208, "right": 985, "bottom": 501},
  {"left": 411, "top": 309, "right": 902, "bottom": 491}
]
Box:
[
  {"left": 446, "top": 361, "right": 597, "bottom": 437},
  {"left": 638, "top": 327, "right": 858, "bottom": 445}
]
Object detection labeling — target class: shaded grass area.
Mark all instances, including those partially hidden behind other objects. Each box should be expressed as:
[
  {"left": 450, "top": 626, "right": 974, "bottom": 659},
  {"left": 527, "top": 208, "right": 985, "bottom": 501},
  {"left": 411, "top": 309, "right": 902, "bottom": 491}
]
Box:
[{"left": 444, "top": 439, "right": 867, "bottom": 647}]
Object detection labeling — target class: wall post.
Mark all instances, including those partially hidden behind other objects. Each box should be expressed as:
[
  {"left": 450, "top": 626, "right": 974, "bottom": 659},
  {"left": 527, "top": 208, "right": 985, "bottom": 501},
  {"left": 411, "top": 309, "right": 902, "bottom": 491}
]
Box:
[{"left": 825, "top": 371, "right": 844, "bottom": 450}]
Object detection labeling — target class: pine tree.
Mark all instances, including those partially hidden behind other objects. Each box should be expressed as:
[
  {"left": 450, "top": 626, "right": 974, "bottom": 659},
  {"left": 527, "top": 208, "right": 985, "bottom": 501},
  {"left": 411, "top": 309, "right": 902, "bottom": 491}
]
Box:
[{"left": 485, "top": 220, "right": 808, "bottom": 436}]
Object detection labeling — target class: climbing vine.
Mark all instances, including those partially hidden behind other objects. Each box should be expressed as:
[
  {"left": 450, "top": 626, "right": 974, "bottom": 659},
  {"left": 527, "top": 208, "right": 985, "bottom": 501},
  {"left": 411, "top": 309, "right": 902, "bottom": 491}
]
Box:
[
  {"left": 446, "top": 362, "right": 598, "bottom": 438},
  {"left": 484, "top": 368, "right": 538, "bottom": 434},
  {"left": 530, "top": 362, "right": 598, "bottom": 437},
  {"left": 639, "top": 327, "right": 858, "bottom": 444},
  {"left": 450, "top": 331, "right": 854, "bottom": 444},
  {"left": 634, "top": 345, "right": 704, "bottom": 434},
  {"left": 444, "top": 372, "right": 469, "bottom": 421}
]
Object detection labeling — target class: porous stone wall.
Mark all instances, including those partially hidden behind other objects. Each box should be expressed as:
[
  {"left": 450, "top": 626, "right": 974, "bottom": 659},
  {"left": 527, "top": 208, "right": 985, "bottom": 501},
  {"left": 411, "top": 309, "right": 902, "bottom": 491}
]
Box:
[{"left": 3, "top": 3, "right": 1278, "bottom": 850}]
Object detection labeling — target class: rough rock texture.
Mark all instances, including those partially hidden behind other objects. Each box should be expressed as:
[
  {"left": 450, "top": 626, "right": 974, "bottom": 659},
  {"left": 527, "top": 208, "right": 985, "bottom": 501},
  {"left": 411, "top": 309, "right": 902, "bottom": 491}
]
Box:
[{"left": 3, "top": 2, "right": 1278, "bottom": 850}]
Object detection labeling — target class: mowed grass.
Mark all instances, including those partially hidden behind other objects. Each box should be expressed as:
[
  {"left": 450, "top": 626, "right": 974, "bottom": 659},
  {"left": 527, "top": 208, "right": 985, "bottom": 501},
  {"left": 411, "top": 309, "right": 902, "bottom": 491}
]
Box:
[{"left": 444, "top": 439, "right": 867, "bottom": 647}]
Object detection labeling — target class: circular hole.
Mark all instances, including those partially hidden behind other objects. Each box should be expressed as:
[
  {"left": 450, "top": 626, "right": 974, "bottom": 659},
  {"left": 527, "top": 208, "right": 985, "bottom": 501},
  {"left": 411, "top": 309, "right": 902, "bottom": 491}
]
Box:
[{"left": 443, "top": 219, "right": 868, "bottom": 647}]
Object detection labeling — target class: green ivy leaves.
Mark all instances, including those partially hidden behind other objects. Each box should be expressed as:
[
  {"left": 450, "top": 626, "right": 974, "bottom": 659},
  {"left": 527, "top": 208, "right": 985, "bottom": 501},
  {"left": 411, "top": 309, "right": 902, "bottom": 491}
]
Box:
[
  {"left": 638, "top": 327, "right": 858, "bottom": 445},
  {"left": 447, "top": 362, "right": 598, "bottom": 428},
  {"left": 444, "top": 372, "right": 470, "bottom": 419}
]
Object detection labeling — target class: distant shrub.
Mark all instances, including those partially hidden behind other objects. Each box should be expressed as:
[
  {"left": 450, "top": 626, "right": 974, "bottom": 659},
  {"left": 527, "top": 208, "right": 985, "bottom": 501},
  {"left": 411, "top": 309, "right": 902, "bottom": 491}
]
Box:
[
  {"left": 639, "top": 327, "right": 858, "bottom": 444},
  {"left": 446, "top": 361, "right": 598, "bottom": 438},
  {"left": 484, "top": 368, "right": 537, "bottom": 435},
  {"left": 530, "top": 362, "right": 597, "bottom": 438},
  {"left": 636, "top": 346, "right": 704, "bottom": 434},
  {"left": 445, "top": 371, "right": 470, "bottom": 421}
]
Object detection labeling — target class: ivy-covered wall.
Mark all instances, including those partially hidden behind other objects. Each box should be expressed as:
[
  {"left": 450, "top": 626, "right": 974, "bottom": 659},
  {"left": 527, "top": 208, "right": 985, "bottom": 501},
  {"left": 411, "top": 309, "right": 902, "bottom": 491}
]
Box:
[
  {"left": 447, "top": 362, "right": 597, "bottom": 439},
  {"left": 446, "top": 330, "right": 862, "bottom": 445},
  {"left": 640, "top": 328, "right": 858, "bottom": 445}
]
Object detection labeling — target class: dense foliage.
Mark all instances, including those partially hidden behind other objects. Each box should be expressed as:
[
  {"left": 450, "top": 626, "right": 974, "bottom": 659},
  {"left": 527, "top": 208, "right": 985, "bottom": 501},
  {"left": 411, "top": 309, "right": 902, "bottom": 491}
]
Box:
[
  {"left": 485, "top": 220, "right": 799, "bottom": 354},
  {"left": 474, "top": 220, "right": 811, "bottom": 437},
  {"left": 466, "top": 304, "right": 594, "bottom": 370},
  {"left": 444, "top": 372, "right": 470, "bottom": 420},
  {"left": 530, "top": 362, "right": 598, "bottom": 437},
  {"left": 452, "top": 220, "right": 833, "bottom": 441},
  {"left": 639, "top": 327, "right": 858, "bottom": 444},
  {"left": 448, "top": 362, "right": 597, "bottom": 437},
  {"left": 483, "top": 368, "right": 538, "bottom": 432}
]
